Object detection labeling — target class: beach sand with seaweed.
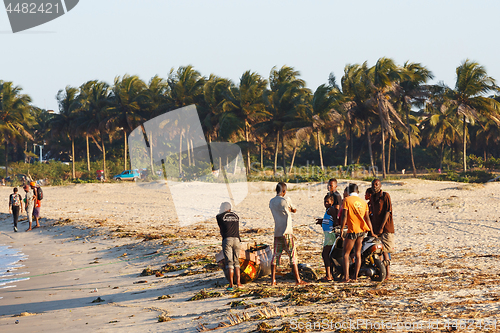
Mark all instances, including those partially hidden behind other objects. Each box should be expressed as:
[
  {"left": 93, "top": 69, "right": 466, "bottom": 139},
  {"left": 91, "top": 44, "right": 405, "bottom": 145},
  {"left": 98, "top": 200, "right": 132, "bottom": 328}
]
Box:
[{"left": 0, "top": 179, "right": 499, "bottom": 332}]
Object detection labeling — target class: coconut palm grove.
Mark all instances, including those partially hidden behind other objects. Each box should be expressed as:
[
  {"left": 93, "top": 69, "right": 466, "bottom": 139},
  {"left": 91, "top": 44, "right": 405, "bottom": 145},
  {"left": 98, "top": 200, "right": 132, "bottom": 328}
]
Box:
[{"left": 1, "top": 57, "right": 500, "bottom": 184}]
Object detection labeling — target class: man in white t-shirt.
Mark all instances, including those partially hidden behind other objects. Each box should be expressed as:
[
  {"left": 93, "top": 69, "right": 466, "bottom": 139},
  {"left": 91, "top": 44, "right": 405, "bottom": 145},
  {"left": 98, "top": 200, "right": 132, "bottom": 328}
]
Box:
[{"left": 269, "top": 182, "right": 307, "bottom": 286}]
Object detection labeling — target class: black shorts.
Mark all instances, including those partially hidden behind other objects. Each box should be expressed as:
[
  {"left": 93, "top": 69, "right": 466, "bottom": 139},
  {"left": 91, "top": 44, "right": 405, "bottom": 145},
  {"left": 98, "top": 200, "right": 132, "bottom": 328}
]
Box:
[{"left": 346, "top": 232, "right": 366, "bottom": 240}]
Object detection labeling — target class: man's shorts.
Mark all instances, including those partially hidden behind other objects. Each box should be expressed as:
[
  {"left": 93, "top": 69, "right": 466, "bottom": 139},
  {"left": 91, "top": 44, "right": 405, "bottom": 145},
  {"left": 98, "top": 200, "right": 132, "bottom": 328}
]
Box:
[
  {"left": 222, "top": 237, "right": 241, "bottom": 270},
  {"left": 33, "top": 207, "right": 40, "bottom": 218},
  {"left": 346, "top": 232, "right": 367, "bottom": 240},
  {"left": 273, "top": 234, "right": 298, "bottom": 266},
  {"left": 323, "top": 231, "right": 336, "bottom": 246},
  {"left": 379, "top": 233, "right": 394, "bottom": 253}
]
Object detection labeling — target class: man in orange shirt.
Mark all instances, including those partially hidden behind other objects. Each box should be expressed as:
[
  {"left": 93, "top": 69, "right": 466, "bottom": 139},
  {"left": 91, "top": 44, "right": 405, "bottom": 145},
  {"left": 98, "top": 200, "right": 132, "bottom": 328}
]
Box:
[{"left": 339, "top": 183, "right": 375, "bottom": 282}]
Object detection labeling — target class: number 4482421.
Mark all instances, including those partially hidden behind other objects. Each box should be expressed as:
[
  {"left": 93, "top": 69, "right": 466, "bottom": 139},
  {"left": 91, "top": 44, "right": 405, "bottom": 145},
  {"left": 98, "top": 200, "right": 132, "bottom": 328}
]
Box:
[{"left": 5, "top": 2, "right": 60, "bottom": 14}]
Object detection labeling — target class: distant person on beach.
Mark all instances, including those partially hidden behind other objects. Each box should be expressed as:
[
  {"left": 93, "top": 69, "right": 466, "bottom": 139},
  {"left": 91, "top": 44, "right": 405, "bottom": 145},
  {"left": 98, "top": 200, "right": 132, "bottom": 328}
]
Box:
[
  {"left": 8, "top": 187, "right": 23, "bottom": 232},
  {"left": 30, "top": 182, "right": 41, "bottom": 229},
  {"left": 339, "top": 183, "right": 375, "bottom": 282},
  {"left": 316, "top": 193, "right": 336, "bottom": 282},
  {"left": 216, "top": 202, "right": 242, "bottom": 291},
  {"left": 23, "top": 185, "right": 36, "bottom": 231},
  {"left": 369, "top": 179, "right": 394, "bottom": 280},
  {"left": 269, "top": 182, "right": 307, "bottom": 286}
]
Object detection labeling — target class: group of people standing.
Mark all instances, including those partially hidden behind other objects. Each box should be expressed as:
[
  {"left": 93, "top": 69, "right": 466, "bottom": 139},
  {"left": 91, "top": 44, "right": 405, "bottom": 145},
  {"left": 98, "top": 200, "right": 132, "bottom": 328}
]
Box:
[
  {"left": 8, "top": 182, "right": 42, "bottom": 232},
  {"left": 215, "top": 178, "right": 394, "bottom": 290},
  {"left": 320, "top": 178, "right": 394, "bottom": 282}
]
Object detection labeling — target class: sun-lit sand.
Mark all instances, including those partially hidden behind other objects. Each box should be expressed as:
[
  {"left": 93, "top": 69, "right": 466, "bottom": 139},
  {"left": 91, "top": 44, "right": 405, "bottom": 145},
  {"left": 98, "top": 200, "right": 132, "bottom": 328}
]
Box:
[{"left": 0, "top": 179, "right": 499, "bottom": 332}]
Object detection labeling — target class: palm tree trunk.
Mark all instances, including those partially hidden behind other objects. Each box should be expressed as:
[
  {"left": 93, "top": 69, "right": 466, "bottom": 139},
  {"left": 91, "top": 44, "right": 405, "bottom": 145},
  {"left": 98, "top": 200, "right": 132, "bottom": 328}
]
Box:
[
  {"left": 86, "top": 135, "right": 91, "bottom": 172},
  {"left": 191, "top": 139, "right": 195, "bottom": 166},
  {"left": 406, "top": 109, "right": 417, "bottom": 177},
  {"left": 101, "top": 133, "right": 106, "bottom": 180},
  {"left": 317, "top": 131, "right": 324, "bottom": 171},
  {"left": 440, "top": 141, "right": 444, "bottom": 170},
  {"left": 260, "top": 143, "right": 264, "bottom": 170},
  {"left": 289, "top": 146, "right": 297, "bottom": 174},
  {"left": 124, "top": 130, "right": 127, "bottom": 171},
  {"left": 273, "top": 132, "right": 279, "bottom": 175},
  {"left": 349, "top": 123, "right": 354, "bottom": 165},
  {"left": 4, "top": 142, "right": 8, "bottom": 178},
  {"left": 394, "top": 144, "right": 398, "bottom": 172},
  {"left": 71, "top": 137, "right": 76, "bottom": 179},
  {"left": 187, "top": 135, "right": 191, "bottom": 167},
  {"left": 344, "top": 134, "right": 348, "bottom": 167},
  {"left": 179, "top": 131, "right": 183, "bottom": 176},
  {"left": 149, "top": 133, "right": 154, "bottom": 176},
  {"left": 366, "top": 122, "right": 376, "bottom": 176},
  {"left": 245, "top": 122, "right": 250, "bottom": 174},
  {"left": 463, "top": 115, "right": 467, "bottom": 172},
  {"left": 387, "top": 135, "right": 392, "bottom": 174},
  {"left": 281, "top": 128, "right": 286, "bottom": 175},
  {"left": 381, "top": 130, "right": 387, "bottom": 179}
]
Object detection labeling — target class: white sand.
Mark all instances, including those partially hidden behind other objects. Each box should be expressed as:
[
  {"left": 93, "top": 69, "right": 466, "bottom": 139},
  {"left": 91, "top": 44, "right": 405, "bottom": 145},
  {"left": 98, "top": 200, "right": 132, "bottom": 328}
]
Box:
[{"left": 0, "top": 179, "right": 499, "bottom": 332}]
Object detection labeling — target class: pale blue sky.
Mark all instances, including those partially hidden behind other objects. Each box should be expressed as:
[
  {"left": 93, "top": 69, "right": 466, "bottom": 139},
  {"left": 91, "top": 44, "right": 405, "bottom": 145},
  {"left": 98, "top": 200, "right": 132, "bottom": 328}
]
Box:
[{"left": 1, "top": 0, "right": 499, "bottom": 112}]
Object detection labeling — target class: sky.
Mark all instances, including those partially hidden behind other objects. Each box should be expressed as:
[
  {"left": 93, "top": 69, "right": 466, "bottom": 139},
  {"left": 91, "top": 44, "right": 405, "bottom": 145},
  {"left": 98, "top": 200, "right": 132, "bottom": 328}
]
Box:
[{"left": 1, "top": 0, "right": 499, "bottom": 112}]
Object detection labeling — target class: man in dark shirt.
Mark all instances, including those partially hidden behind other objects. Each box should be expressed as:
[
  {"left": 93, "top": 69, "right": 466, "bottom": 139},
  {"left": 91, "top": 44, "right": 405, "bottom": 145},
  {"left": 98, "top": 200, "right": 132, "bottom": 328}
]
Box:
[
  {"left": 327, "top": 178, "right": 342, "bottom": 223},
  {"left": 369, "top": 179, "right": 394, "bottom": 280},
  {"left": 216, "top": 202, "right": 242, "bottom": 290}
]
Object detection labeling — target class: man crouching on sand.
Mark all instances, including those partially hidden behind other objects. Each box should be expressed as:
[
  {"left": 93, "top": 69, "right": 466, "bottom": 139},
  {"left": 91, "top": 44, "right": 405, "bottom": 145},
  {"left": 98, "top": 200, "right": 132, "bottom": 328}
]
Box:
[
  {"left": 340, "top": 183, "right": 375, "bottom": 282},
  {"left": 269, "top": 182, "right": 307, "bottom": 286}
]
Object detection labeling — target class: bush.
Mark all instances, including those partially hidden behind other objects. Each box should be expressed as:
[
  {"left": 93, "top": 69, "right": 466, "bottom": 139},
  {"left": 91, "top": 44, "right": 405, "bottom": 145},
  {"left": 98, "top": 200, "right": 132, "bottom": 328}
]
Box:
[{"left": 423, "top": 170, "right": 495, "bottom": 183}]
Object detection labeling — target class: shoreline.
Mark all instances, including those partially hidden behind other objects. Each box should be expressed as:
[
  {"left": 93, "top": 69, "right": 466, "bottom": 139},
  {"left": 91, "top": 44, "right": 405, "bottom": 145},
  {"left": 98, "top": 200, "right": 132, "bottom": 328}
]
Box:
[{"left": 0, "top": 180, "right": 498, "bottom": 332}]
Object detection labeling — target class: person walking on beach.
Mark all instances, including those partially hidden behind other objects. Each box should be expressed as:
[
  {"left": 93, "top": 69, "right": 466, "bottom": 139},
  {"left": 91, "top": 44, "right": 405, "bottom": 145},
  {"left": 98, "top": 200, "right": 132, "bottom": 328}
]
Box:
[
  {"left": 30, "top": 182, "right": 41, "bottom": 229},
  {"left": 316, "top": 193, "right": 336, "bottom": 282},
  {"left": 339, "top": 183, "right": 375, "bottom": 282},
  {"left": 8, "top": 187, "right": 23, "bottom": 232},
  {"left": 23, "top": 185, "right": 36, "bottom": 232},
  {"left": 369, "top": 179, "right": 394, "bottom": 280},
  {"left": 269, "top": 182, "right": 307, "bottom": 286},
  {"left": 216, "top": 202, "right": 242, "bottom": 291}
]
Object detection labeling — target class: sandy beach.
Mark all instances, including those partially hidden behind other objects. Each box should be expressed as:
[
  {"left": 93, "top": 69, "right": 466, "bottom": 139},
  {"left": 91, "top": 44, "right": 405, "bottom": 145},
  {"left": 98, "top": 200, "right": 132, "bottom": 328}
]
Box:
[{"left": 0, "top": 179, "right": 499, "bottom": 332}]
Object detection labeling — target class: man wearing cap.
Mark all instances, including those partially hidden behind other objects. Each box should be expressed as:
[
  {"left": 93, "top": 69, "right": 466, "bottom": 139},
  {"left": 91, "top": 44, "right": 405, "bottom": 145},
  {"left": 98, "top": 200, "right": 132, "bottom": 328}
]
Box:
[
  {"left": 23, "top": 184, "right": 36, "bottom": 231},
  {"left": 30, "top": 182, "right": 41, "bottom": 229},
  {"left": 216, "top": 202, "right": 242, "bottom": 291}
]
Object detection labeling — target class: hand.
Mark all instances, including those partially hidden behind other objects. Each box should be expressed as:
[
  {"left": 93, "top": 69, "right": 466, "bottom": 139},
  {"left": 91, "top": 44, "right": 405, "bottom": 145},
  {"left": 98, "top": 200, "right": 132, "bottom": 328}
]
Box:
[{"left": 315, "top": 218, "right": 322, "bottom": 225}]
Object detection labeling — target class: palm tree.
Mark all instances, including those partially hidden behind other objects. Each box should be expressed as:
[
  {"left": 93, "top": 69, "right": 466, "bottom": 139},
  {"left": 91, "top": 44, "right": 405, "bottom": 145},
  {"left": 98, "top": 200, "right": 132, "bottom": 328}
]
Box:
[
  {"left": 51, "top": 86, "right": 79, "bottom": 178},
  {"left": 398, "top": 62, "right": 434, "bottom": 177},
  {"left": 222, "top": 71, "right": 268, "bottom": 173},
  {"left": 260, "top": 66, "right": 309, "bottom": 175},
  {"left": 77, "top": 81, "right": 112, "bottom": 179},
  {"left": 0, "top": 81, "right": 34, "bottom": 178},
  {"left": 367, "top": 57, "right": 405, "bottom": 178},
  {"left": 107, "top": 74, "right": 147, "bottom": 171},
  {"left": 200, "top": 74, "right": 232, "bottom": 144},
  {"left": 445, "top": 60, "right": 500, "bottom": 172},
  {"left": 168, "top": 65, "right": 206, "bottom": 109},
  {"left": 340, "top": 63, "right": 377, "bottom": 176}
]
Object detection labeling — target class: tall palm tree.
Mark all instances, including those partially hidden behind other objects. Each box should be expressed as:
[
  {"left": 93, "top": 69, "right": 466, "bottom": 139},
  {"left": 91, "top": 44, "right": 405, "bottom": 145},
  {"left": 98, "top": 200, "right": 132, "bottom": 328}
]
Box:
[
  {"left": 107, "top": 74, "right": 147, "bottom": 170},
  {"left": 340, "top": 63, "right": 377, "bottom": 176},
  {"left": 222, "top": 71, "right": 268, "bottom": 173},
  {"left": 0, "top": 81, "right": 34, "bottom": 177},
  {"left": 398, "top": 62, "right": 434, "bottom": 177},
  {"left": 77, "top": 81, "right": 112, "bottom": 179},
  {"left": 200, "top": 74, "right": 232, "bottom": 144},
  {"left": 367, "top": 57, "right": 405, "bottom": 178},
  {"left": 445, "top": 60, "right": 500, "bottom": 172},
  {"left": 260, "top": 66, "right": 309, "bottom": 175},
  {"left": 51, "top": 86, "right": 80, "bottom": 178}
]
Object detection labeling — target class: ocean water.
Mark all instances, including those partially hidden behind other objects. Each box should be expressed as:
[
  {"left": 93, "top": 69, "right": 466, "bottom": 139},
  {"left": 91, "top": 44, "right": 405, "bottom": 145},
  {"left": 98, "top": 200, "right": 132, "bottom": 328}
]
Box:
[{"left": 0, "top": 244, "right": 29, "bottom": 297}]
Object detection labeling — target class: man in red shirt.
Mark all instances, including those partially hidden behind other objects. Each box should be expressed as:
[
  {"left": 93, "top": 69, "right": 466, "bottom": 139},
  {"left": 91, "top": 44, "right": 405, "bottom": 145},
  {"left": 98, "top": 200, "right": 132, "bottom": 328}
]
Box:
[
  {"left": 340, "top": 183, "right": 375, "bottom": 282},
  {"left": 30, "top": 182, "right": 41, "bottom": 228}
]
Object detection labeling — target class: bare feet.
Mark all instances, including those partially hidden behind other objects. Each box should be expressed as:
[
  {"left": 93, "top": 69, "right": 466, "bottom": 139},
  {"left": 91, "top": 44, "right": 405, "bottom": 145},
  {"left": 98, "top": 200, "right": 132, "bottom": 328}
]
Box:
[
  {"left": 25, "top": 228, "right": 32, "bottom": 232},
  {"left": 271, "top": 280, "right": 277, "bottom": 286},
  {"left": 339, "top": 278, "right": 351, "bottom": 283},
  {"left": 295, "top": 280, "right": 308, "bottom": 286},
  {"left": 237, "top": 284, "right": 243, "bottom": 288}
]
